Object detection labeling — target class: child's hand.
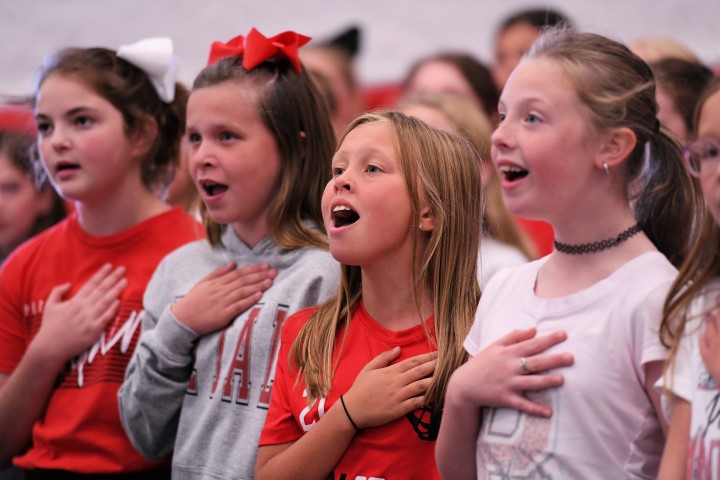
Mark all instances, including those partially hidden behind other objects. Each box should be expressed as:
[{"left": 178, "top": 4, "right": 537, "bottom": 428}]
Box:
[
  {"left": 171, "top": 262, "right": 276, "bottom": 335},
  {"left": 449, "top": 328, "right": 573, "bottom": 417},
  {"left": 33, "top": 263, "right": 128, "bottom": 363},
  {"left": 340, "top": 347, "right": 437, "bottom": 429},
  {"left": 700, "top": 311, "right": 720, "bottom": 385}
]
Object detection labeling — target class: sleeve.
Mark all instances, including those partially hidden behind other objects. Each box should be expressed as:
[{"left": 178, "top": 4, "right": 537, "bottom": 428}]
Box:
[
  {"left": 633, "top": 279, "right": 673, "bottom": 380},
  {"left": 259, "top": 312, "right": 308, "bottom": 446},
  {"left": 463, "top": 268, "right": 510, "bottom": 356},
  {"left": 117, "top": 258, "right": 200, "bottom": 460},
  {"left": 0, "top": 254, "right": 30, "bottom": 372}
]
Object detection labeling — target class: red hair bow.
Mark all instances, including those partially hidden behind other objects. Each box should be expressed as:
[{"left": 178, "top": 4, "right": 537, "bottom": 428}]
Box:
[{"left": 207, "top": 28, "right": 311, "bottom": 73}]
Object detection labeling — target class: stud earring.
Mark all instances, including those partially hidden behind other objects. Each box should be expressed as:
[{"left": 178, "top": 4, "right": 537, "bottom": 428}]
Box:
[
  {"left": 418, "top": 223, "right": 423, "bottom": 230},
  {"left": 603, "top": 162, "right": 610, "bottom": 176}
]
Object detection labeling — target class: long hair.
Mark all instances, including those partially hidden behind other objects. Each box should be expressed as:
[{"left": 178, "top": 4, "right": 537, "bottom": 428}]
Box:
[
  {"left": 290, "top": 111, "right": 482, "bottom": 409},
  {"left": 660, "top": 78, "right": 720, "bottom": 386},
  {"left": 528, "top": 28, "right": 703, "bottom": 268},
  {"left": 35, "top": 47, "right": 188, "bottom": 192},
  {"left": 402, "top": 92, "right": 537, "bottom": 260},
  {"left": 192, "top": 55, "right": 336, "bottom": 249}
]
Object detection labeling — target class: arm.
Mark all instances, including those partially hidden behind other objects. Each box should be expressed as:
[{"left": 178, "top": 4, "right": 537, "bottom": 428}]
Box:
[
  {"left": 0, "top": 264, "right": 126, "bottom": 464},
  {"left": 118, "top": 262, "right": 274, "bottom": 459},
  {"left": 436, "top": 328, "right": 573, "bottom": 480},
  {"left": 256, "top": 347, "right": 438, "bottom": 480},
  {"left": 657, "top": 396, "right": 690, "bottom": 480},
  {"left": 700, "top": 310, "right": 720, "bottom": 384}
]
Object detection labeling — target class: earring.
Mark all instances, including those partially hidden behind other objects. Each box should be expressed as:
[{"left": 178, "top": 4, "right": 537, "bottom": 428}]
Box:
[
  {"left": 418, "top": 223, "right": 423, "bottom": 230},
  {"left": 603, "top": 162, "right": 610, "bottom": 176}
]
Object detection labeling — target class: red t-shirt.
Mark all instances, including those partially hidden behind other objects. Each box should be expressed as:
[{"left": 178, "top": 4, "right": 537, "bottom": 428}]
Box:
[
  {"left": 0, "top": 208, "right": 202, "bottom": 473},
  {"left": 260, "top": 303, "right": 442, "bottom": 480}
]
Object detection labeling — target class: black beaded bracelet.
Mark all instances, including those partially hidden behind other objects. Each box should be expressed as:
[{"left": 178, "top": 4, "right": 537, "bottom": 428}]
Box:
[{"left": 340, "top": 395, "right": 360, "bottom": 432}]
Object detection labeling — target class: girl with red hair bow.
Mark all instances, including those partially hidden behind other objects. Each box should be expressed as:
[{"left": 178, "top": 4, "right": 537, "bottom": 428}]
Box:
[{"left": 118, "top": 29, "right": 340, "bottom": 479}]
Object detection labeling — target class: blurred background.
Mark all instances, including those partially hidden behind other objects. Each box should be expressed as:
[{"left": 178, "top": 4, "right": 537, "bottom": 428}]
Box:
[{"left": 3, "top": 0, "right": 718, "bottom": 95}]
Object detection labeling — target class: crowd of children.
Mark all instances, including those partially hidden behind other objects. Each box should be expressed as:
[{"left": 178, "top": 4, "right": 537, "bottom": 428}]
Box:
[{"left": 0, "top": 7, "right": 718, "bottom": 480}]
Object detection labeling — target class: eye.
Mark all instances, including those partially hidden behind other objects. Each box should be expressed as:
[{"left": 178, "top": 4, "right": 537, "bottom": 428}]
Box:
[
  {"left": 367, "top": 165, "right": 380, "bottom": 174},
  {"left": 526, "top": 113, "right": 541, "bottom": 124},
  {"left": 74, "top": 115, "right": 93, "bottom": 127},
  {"left": 0, "top": 182, "right": 20, "bottom": 195},
  {"left": 332, "top": 167, "right": 345, "bottom": 177},
  {"left": 220, "top": 131, "right": 237, "bottom": 141},
  {"left": 497, "top": 113, "right": 506, "bottom": 123},
  {"left": 36, "top": 121, "right": 52, "bottom": 135},
  {"left": 187, "top": 132, "right": 201, "bottom": 144}
]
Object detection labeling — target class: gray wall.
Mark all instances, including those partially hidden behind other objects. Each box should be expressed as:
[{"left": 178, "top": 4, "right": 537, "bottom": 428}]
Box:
[{"left": 3, "top": 0, "right": 719, "bottom": 95}]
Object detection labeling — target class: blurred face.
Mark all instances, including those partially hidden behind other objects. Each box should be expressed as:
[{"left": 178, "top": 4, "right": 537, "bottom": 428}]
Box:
[
  {"left": 400, "top": 104, "right": 458, "bottom": 135},
  {"left": 35, "top": 74, "right": 141, "bottom": 204},
  {"left": 405, "top": 61, "right": 483, "bottom": 112},
  {"left": 656, "top": 85, "right": 689, "bottom": 143},
  {"left": 186, "top": 83, "right": 282, "bottom": 245},
  {"left": 492, "top": 58, "right": 601, "bottom": 222},
  {"left": 0, "top": 155, "right": 50, "bottom": 252},
  {"left": 322, "top": 122, "right": 415, "bottom": 269},
  {"left": 493, "top": 23, "right": 539, "bottom": 90},
  {"left": 694, "top": 90, "right": 720, "bottom": 226}
]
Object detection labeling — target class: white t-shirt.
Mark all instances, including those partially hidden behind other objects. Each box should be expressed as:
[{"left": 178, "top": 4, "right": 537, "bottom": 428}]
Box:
[
  {"left": 658, "top": 279, "right": 720, "bottom": 479},
  {"left": 477, "top": 237, "right": 529, "bottom": 289},
  {"left": 465, "top": 252, "right": 676, "bottom": 479}
]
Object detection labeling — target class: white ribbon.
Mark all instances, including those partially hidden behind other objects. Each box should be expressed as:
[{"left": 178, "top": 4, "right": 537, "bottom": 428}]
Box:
[{"left": 117, "top": 37, "right": 179, "bottom": 103}]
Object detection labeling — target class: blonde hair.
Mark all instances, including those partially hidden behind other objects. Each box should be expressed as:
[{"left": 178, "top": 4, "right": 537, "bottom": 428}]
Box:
[
  {"left": 290, "top": 111, "right": 482, "bottom": 409},
  {"left": 402, "top": 92, "right": 537, "bottom": 260}
]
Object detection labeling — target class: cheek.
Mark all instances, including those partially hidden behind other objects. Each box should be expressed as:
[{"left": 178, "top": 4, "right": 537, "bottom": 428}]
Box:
[{"left": 320, "top": 181, "right": 335, "bottom": 223}]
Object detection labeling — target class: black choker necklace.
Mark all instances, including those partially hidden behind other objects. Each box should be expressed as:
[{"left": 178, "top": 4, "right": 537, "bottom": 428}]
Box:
[{"left": 554, "top": 224, "right": 642, "bottom": 255}]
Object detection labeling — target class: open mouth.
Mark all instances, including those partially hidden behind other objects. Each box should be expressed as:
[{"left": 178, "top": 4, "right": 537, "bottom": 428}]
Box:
[
  {"left": 332, "top": 205, "right": 359, "bottom": 227},
  {"left": 56, "top": 162, "right": 80, "bottom": 173},
  {"left": 498, "top": 165, "right": 528, "bottom": 182},
  {"left": 200, "top": 181, "right": 228, "bottom": 196}
]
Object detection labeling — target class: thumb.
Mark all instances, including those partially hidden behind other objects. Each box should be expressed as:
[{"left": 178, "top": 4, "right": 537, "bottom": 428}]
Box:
[
  {"left": 362, "top": 346, "right": 402, "bottom": 372},
  {"left": 46, "top": 283, "right": 72, "bottom": 304}
]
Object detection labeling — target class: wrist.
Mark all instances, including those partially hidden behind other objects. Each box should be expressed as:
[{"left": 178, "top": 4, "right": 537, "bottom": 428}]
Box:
[{"left": 340, "top": 395, "right": 361, "bottom": 432}]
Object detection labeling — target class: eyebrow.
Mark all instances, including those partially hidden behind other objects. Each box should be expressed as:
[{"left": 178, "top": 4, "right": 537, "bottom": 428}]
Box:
[{"left": 35, "top": 106, "right": 97, "bottom": 120}]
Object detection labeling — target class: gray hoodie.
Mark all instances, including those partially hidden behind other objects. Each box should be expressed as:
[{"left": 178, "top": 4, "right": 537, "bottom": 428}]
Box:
[{"left": 118, "top": 226, "right": 339, "bottom": 479}]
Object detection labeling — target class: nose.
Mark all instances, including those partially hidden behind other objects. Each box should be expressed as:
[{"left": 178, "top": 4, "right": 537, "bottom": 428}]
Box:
[
  {"left": 490, "top": 118, "right": 512, "bottom": 151},
  {"left": 333, "top": 170, "right": 353, "bottom": 192},
  {"left": 49, "top": 126, "right": 71, "bottom": 152},
  {"left": 188, "top": 141, "right": 217, "bottom": 170}
]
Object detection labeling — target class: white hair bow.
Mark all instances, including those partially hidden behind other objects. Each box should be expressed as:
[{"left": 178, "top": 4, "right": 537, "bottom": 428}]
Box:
[{"left": 117, "top": 37, "right": 179, "bottom": 103}]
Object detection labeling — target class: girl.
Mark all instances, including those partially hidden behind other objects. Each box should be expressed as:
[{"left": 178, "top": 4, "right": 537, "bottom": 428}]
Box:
[
  {"left": 399, "top": 92, "right": 536, "bottom": 287},
  {"left": 658, "top": 77, "right": 720, "bottom": 479},
  {"left": 436, "top": 28, "right": 702, "bottom": 479},
  {"left": 0, "top": 38, "right": 202, "bottom": 476},
  {"left": 0, "top": 129, "right": 66, "bottom": 263},
  {"left": 256, "top": 111, "right": 571, "bottom": 479},
  {"left": 117, "top": 29, "right": 340, "bottom": 480}
]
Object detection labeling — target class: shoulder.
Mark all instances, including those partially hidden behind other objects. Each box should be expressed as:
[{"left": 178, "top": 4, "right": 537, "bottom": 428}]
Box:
[{"left": 281, "top": 306, "right": 321, "bottom": 342}]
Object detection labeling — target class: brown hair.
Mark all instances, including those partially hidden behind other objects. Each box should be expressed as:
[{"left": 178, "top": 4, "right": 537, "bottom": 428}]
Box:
[
  {"left": 402, "top": 52, "right": 499, "bottom": 122},
  {"left": 650, "top": 58, "right": 715, "bottom": 138},
  {"left": 191, "top": 55, "right": 336, "bottom": 249},
  {"left": 660, "top": 78, "right": 720, "bottom": 383},
  {"left": 290, "top": 111, "right": 482, "bottom": 410},
  {"left": 528, "top": 28, "right": 703, "bottom": 268},
  {"left": 35, "top": 47, "right": 188, "bottom": 191},
  {"left": 0, "top": 130, "right": 66, "bottom": 237}
]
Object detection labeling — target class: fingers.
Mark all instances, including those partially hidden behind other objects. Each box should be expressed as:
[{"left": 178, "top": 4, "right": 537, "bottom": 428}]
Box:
[
  {"left": 203, "top": 262, "right": 238, "bottom": 281},
  {"left": 519, "top": 352, "right": 574, "bottom": 375},
  {"left": 515, "top": 330, "right": 568, "bottom": 357},
  {"left": 495, "top": 328, "right": 538, "bottom": 346},
  {"left": 362, "top": 346, "right": 402, "bottom": 371},
  {"left": 45, "top": 283, "right": 72, "bottom": 304}
]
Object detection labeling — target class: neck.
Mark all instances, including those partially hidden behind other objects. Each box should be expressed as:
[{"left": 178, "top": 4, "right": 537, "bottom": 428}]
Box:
[
  {"left": 75, "top": 189, "right": 169, "bottom": 236},
  {"left": 360, "top": 262, "right": 432, "bottom": 332}
]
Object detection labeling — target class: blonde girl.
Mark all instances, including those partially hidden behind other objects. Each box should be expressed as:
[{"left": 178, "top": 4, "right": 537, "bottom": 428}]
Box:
[{"left": 256, "top": 111, "right": 481, "bottom": 479}]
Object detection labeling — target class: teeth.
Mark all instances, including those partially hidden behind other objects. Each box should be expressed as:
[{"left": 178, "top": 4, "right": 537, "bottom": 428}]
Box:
[
  {"left": 333, "top": 205, "right": 351, "bottom": 212},
  {"left": 499, "top": 165, "right": 524, "bottom": 173}
]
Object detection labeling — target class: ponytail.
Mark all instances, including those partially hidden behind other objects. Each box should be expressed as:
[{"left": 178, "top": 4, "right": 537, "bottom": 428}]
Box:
[{"left": 632, "top": 126, "right": 703, "bottom": 268}]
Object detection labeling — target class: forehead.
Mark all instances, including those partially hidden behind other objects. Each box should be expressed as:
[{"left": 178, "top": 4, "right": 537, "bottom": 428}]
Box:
[
  {"left": 501, "top": 57, "right": 573, "bottom": 102},
  {"left": 187, "top": 82, "right": 260, "bottom": 117},
  {"left": 337, "top": 121, "right": 395, "bottom": 154},
  {"left": 698, "top": 89, "right": 720, "bottom": 138},
  {"left": 35, "top": 74, "right": 105, "bottom": 110}
]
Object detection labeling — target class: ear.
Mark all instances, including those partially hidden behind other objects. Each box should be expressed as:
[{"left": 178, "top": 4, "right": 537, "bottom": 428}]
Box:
[
  {"left": 130, "top": 116, "right": 159, "bottom": 160},
  {"left": 595, "top": 126, "right": 637, "bottom": 172},
  {"left": 418, "top": 205, "right": 436, "bottom": 232}
]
